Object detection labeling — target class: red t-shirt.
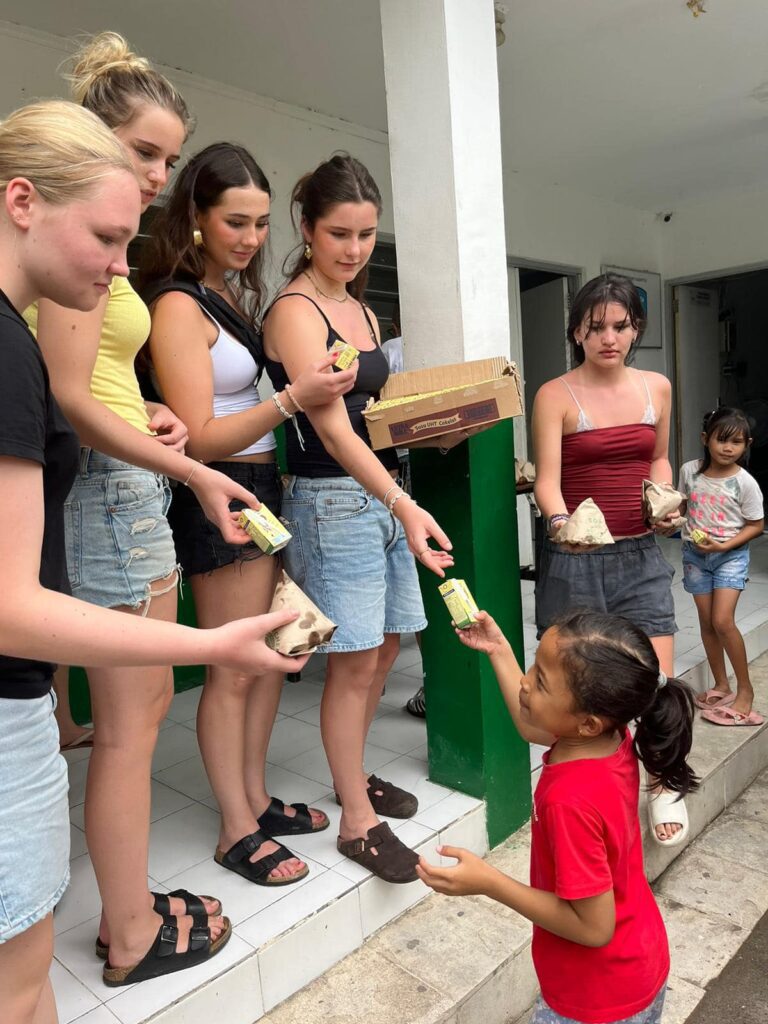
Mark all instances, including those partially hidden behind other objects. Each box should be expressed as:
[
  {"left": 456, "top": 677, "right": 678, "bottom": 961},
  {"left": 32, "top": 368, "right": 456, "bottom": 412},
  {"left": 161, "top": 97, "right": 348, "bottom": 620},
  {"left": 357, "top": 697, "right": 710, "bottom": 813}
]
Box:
[{"left": 530, "top": 728, "right": 669, "bottom": 1023}]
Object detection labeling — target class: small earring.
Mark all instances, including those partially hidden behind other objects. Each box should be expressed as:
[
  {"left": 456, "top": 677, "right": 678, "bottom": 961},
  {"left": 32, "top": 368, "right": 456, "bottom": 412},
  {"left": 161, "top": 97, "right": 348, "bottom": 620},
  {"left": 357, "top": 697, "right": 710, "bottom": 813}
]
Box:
[
  {"left": 303, "top": 243, "right": 312, "bottom": 261},
  {"left": 193, "top": 229, "right": 203, "bottom": 248}
]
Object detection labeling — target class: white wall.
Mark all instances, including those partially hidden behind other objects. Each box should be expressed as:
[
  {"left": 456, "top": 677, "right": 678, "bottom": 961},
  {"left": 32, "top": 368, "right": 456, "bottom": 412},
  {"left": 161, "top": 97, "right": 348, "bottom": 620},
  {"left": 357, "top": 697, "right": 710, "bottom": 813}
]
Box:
[
  {"left": 0, "top": 20, "right": 394, "bottom": 295},
  {"left": 660, "top": 186, "right": 768, "bottom": 282}
]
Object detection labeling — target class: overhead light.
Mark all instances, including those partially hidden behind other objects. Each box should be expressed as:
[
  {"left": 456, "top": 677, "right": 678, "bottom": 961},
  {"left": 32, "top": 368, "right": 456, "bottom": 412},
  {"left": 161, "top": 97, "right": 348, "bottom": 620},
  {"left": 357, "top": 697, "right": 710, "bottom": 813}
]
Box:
[{"left": 494, "top": 2, "right": 508, "bottom": 47}]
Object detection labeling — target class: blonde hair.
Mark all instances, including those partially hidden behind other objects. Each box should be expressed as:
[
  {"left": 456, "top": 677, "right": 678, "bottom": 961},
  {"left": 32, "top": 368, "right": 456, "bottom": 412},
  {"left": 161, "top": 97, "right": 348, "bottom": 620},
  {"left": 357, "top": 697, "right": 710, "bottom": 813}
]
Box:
[
  {"left": 0, "top": 100, "right": 134, "bottom": 204},
  {"left": 65, "top": 31, "right": 194, "bottom": 137}
]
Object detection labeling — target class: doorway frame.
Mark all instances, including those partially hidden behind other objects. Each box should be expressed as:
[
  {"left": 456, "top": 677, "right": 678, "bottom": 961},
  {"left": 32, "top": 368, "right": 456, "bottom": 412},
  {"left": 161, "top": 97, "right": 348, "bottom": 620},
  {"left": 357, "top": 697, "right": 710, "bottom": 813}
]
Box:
[{"left": 665, "top": 260, "right": 768, "bottom": 470}]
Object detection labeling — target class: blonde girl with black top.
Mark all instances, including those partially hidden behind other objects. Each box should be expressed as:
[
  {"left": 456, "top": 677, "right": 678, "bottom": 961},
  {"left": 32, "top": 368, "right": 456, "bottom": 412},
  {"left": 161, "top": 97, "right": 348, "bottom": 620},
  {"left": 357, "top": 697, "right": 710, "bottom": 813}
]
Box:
[
  {"left": 0, "top": 99, "right": 308, "bottom": 1024},
  {"left": 27, "top": 34, "right": 289, "bottom": 987},
  {"left": 264, "top": 155, "right": 455, "bottom": 884}
]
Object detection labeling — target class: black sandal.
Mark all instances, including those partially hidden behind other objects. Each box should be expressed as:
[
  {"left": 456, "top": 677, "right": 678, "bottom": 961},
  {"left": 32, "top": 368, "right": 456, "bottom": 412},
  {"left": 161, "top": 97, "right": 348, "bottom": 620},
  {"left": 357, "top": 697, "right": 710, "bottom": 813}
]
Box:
[
  {"left": 214, "top": 831, "right": 309, "bottom": 886},
  {"left": 102, "top": 915, "right": 231, "bottom": 987},
  {"left": 257, "top": 797, "right": 329, "bottom": 837},
  {"left": 337, "top": 822, "right": 419, "bottom": 884},
  {"left": 335, "top": 774, "right": 418, "bottom": 819},
  {"left": 95, "top": 888, "right": 222, "bottom": 959}
]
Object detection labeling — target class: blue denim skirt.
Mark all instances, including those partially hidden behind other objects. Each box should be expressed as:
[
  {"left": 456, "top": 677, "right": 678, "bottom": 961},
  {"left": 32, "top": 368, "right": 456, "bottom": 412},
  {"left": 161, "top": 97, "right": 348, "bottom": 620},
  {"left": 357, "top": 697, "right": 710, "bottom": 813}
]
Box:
[
  {"left": 0, "top": 691, "right": 69, "bottom": 942},
  {"left": 281, "top": 475, "right": 427, "bottom": 652},
  {"left": 64, "top": 448, "right": 178, "bottom": 609}
]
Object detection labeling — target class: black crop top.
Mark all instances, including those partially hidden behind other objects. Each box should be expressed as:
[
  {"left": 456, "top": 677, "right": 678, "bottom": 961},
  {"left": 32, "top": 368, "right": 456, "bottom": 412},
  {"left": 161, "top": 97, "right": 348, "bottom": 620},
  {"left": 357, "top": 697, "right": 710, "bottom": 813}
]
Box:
[{"left": 263, "top": 293, "right": 400, "bottom": 478}]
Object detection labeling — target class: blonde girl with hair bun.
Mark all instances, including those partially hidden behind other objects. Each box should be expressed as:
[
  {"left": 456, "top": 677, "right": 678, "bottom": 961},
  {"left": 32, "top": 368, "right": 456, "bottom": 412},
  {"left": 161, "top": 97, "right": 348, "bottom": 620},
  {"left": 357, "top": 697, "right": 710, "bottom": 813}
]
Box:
[
  {"left": 0, "top": 98, "right": 307, "bottom": 1022},
  {"left": 26, "top": 32, "right": 279, "bottom": 989}
]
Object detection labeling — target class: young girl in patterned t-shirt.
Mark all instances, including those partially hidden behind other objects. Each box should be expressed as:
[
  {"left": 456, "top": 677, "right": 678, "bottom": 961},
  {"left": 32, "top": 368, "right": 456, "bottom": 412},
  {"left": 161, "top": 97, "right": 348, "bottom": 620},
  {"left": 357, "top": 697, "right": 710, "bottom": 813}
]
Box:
[{"left": 678, "top": 407, "right": 765, "bottom": 725}]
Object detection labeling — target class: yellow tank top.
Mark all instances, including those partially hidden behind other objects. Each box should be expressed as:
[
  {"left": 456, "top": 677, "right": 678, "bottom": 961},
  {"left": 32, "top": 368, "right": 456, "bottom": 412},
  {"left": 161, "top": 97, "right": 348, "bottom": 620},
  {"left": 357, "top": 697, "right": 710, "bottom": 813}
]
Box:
[{"left": 25, "top": 277, "right": 152, "bottom": 434}]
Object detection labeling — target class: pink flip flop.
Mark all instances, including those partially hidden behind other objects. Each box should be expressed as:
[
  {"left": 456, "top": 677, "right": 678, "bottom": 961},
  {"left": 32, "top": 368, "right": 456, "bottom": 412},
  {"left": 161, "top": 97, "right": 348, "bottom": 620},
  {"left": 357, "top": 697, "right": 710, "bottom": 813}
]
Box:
[
  {"left": 695, "top": 689, "right": 736, "bottom": 710},
  {"left": 700, "top": 705, "right": 764, "bottom": 727}
]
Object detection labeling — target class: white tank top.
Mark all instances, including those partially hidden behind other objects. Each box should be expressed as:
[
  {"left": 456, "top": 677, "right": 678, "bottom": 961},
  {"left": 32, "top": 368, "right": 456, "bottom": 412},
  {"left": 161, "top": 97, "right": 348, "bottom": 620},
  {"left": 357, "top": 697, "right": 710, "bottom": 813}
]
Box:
[{"left": 203, "top": 308, "right": 276, "bottom": 457}]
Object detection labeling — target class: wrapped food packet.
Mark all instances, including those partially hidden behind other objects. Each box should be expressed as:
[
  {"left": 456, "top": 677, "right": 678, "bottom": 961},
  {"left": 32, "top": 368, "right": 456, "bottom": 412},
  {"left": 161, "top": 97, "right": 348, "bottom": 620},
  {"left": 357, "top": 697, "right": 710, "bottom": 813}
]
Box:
[
  {"left": 266, "top": 570, "right": 337, "bottom": 656},
  {"left": 642, "top": 479, "right": 686, "bottom": 529},
  {"left": 555, "top": 498, "right": 614, "bottom": 546}
]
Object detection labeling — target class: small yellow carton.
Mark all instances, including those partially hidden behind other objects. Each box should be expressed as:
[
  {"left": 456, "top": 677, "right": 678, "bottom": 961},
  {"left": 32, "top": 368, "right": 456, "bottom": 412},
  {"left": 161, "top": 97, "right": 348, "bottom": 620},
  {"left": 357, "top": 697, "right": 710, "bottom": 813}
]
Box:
[
  {"left": 329, "top": 339, "right": 360, "bottom": 370},
  {"left": 439, "top": 578, "right": 480, "bottom": 629},
  {"left": 238, "top": 507, "right": 292, "bottom": 554},
  {"left": 690, "top": 528, "right": 708, "bottom": 544}
]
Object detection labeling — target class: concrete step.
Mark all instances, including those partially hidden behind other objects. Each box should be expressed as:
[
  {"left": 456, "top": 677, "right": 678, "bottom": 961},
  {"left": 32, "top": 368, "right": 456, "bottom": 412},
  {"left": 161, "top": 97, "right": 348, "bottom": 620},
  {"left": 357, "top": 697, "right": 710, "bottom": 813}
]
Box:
[{"left": 255, "top": 651, "right": 768, "bottom": 1024}]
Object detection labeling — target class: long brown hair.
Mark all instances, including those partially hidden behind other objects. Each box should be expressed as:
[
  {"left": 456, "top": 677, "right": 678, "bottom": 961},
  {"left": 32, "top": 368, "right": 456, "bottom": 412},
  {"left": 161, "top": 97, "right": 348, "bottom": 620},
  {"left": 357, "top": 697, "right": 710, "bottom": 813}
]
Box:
[
  {"left": 139, "top": 142, "right": 273, "bottom": 319},
  {"left": 284, "top": 153, "right": 382, "bottom": 301}
]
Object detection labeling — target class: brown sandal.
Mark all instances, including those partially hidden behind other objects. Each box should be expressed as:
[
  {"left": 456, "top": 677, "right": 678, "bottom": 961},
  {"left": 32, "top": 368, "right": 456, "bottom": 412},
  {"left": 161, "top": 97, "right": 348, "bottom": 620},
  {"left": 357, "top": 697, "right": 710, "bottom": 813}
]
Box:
[
  {"left": 337, "top": 822, "right": 419, "bottom": 884},
  {"left": 335, "top": 774, "right": 418, "bottom": 819}
]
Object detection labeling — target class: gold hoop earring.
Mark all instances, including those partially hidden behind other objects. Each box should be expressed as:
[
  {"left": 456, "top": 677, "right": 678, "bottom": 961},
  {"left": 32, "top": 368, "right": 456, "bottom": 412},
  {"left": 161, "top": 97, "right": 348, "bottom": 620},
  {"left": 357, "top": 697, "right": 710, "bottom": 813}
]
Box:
[
  {"left": 304, "top": 243, "right": 312, "bottom": 261},
  {"left": 193, "top": 229, "right": 203, "bottom": 248}
]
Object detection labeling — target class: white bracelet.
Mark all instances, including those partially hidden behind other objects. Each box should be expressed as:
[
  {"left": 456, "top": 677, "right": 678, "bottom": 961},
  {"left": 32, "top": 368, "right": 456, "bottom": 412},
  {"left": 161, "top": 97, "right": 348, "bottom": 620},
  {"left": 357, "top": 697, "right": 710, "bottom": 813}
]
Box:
[
  {"left": 382, "top": 484, "right": 400, "bottom": 507},
  {"left": 284, "top": 384, "right": 305, "bottom": 414},
  {"left": 272, "top": 392, "right": 292, "bottom": 420},
  {"left": 183, "top": 463, "right": 199, "bottom": 487},
  {"left": 388, "top": 492, "right": 408, "bottom": 514}
]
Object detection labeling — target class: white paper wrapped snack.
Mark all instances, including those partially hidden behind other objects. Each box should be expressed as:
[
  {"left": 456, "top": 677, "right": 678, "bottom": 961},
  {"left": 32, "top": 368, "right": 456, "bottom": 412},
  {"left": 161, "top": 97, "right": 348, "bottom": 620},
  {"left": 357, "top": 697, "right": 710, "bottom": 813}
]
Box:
[
  {"left": 266, "top": 570, "right": 337, "bottom": 656},
  {"left": 642, "top": 479, "right": 686, "bottom": 529},
  {"left": 555, "top": 498, "right": 614, "bottom": 546}
]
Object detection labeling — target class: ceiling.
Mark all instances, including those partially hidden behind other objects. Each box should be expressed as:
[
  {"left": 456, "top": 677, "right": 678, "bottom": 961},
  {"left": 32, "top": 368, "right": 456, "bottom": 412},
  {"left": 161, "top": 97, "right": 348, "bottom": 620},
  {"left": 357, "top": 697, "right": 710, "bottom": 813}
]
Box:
[{"left": 1, "top": 0, "right": 766, "bottom": 211}]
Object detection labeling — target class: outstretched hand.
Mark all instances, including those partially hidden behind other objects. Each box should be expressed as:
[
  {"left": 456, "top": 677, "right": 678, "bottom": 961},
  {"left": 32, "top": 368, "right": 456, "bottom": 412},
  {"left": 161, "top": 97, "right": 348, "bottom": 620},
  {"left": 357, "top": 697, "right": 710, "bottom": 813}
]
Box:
[
  {"left": 191, "top": 464, "right": 261, "bottom": 545},
  {"left": 213, "top": 607, "right": 312, "bottom": 676},
  {"left": 454, "top": 611, "right": 507, "bottom": 655},
  {"left": 417, "top": 845, "right": 495, "bottom": 897},
  {"left": 401, "top": 503, "right": 454, "bottom": 577}
]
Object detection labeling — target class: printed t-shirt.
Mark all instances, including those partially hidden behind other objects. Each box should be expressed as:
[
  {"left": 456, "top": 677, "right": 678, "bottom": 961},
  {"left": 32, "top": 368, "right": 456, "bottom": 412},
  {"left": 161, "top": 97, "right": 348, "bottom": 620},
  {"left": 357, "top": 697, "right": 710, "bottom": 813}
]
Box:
[
  {"left": 530, "top": 728, "right": 669, "bottom": 1023},
  {"left": 678, "top": 461, "right": 764, "bottom": 542}
]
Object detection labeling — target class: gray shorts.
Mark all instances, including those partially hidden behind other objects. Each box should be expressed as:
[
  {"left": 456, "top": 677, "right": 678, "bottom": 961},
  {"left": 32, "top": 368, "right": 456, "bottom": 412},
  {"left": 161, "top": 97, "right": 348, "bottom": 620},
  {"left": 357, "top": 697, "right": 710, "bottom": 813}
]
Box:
[{"left": 535, "top": 534, "right": 677, "bottom": 640}]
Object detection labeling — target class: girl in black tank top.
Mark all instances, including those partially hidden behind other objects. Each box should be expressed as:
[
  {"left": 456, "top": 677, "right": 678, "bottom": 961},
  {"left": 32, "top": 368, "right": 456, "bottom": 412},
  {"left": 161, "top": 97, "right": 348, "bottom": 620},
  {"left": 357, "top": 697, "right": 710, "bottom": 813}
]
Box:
[{"left": 263, "top": 154, "right": 453, "bottom": 885}]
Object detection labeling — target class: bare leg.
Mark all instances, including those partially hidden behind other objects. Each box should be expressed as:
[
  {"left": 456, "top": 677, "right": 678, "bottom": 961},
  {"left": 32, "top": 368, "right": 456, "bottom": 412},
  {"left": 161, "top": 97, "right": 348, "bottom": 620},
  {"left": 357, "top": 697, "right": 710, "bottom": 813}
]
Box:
[
  {"left": 51, "top": 665, "right": 91, "bottom": 749},
  {"left": 324, "top": 648, "right": 381, "bottom": 841},
  {"left": 191, "top": 560, "right": 311, "bottom": 880},
  {"left": 360, "top": 634, "right": 402, "bottom": 793},
  {"left": 711, "top": 588, "right": 754, "bottom": 715},
  {"left": 692, "top": 593, "right": 731, "bottom": 697},
  {"left": 0, "top": 915, "right": 57, "bottom": 1024},
  {"left": 85, "top": 580, "right": 224, "bottom": 968},
  {"left": 648, "top": 633, "right": 684, "bottom": 842}
]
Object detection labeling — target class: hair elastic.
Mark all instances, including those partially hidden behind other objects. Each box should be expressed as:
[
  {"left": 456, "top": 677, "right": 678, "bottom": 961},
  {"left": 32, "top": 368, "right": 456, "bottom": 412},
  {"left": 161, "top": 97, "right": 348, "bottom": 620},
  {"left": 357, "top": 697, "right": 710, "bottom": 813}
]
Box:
[{"left": 657, "top": 671, "right": 668, "bottom": 690}]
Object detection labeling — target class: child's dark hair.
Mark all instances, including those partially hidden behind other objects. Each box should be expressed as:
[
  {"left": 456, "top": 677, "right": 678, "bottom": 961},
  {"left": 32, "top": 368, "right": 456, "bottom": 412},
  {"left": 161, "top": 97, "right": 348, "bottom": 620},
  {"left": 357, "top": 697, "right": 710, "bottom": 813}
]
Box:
[
  {"left": 139, "top": 141, "right": 272, "bottom": 317},
  {"left": 284, "top": 152, "right": 382, "bottom": 301},
  {"left": 567, "top": 274, "right": 647, "bottom": 366},
  {"left": 698, "top": 406, "right": 752, "bottom": 474},
  {"left": 555, "top": 612, "right": 699, "bottom": 796}
]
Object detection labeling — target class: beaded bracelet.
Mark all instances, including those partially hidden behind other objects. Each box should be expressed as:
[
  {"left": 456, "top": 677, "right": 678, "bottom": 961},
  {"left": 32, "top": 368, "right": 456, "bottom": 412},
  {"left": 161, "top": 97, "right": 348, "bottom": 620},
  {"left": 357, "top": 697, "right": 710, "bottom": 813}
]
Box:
[
  {"left": 284, "top": 384, "right": 305, "bottom": 414},
  {"left": 388, "top": 491, "right": 408, "bottom": 514},
  {"left": 382, "top": 483, "right": 401, "bottom": 507},
  {"left": 272, "top": 392, "right": 292, "bottom": 420}
]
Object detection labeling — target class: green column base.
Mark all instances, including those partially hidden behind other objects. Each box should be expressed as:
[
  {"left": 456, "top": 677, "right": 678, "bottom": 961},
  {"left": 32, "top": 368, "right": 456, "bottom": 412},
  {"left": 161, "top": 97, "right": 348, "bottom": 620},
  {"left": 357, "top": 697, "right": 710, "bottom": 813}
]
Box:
[{"left": 410, "top": 419, "right": 531, "bottom": 847}]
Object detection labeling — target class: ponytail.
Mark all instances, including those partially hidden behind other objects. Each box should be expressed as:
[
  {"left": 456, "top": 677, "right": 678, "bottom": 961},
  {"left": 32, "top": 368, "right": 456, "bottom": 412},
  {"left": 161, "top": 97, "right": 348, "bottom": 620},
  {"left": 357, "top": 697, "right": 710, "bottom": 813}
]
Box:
[
  {"left": 633, "top": 675, "right": 698, "bottom": 795},
  {"left": 556, "top": 612, "right": 699, "bottom": 795}
]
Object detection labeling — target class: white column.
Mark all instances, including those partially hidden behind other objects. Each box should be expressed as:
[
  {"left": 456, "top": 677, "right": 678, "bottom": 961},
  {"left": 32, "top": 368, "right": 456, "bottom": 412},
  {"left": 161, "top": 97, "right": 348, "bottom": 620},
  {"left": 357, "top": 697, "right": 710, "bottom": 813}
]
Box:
[{"left": 380, "top": 0, "right": 510, "bottom": 368}]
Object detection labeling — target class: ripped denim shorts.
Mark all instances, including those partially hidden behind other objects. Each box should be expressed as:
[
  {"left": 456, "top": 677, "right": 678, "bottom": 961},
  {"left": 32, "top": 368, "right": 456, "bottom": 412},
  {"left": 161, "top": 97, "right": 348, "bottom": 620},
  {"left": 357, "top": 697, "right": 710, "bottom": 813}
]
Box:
[{"left": 63, "top": 448, "right": 179, "bottom": 610}]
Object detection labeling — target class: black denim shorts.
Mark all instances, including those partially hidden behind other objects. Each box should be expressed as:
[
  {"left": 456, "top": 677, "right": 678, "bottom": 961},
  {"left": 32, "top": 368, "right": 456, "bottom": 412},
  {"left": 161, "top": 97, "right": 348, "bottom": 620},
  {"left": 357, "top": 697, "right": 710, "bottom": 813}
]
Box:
[
  {"left": 535, "top": 533, "right": 677, "bottom": 640},
  {"left": 168, "top": 461, "right": 282, "bottom": 577}
]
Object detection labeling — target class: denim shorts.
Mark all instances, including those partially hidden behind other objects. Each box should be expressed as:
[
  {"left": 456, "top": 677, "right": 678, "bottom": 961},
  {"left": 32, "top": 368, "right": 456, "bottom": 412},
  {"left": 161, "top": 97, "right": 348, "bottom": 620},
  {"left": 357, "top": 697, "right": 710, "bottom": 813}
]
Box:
[
  {"left": 530, "top": 983, "right": 666, "bottom": 1024},
  {"left": 280, "top": 475, "right": 428, "bottom": 652},
  {"left": 64, "top": 448, "right": 178, "bottom": 610},
  {"left": 0, "top": 691, "right": 70, "bottom": 942},
  {"left": 535, "top": 534, "right": 677, "bottom": 639},
  {"left": 169, "top": 461, "right": 282, "bottom": 577},
  {"left": 682, "top": 541, "right": 750, "bottom": 594}
]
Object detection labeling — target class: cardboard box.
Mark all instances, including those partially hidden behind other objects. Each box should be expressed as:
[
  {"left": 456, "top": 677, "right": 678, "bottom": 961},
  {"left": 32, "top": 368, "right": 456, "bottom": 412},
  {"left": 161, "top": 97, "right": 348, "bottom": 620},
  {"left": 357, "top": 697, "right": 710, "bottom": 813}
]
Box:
[
  {"left": 238, "top": 507, "right": 292, "bottom": 554},
  {"left": 329, "top": 339, "right": 360, "bottom": 370},
  {"left": 438, "top": 578, "right": 480, "bottom": 629},
  {"left": 362, "top": 356, "right": 522, "bottom": 450}
]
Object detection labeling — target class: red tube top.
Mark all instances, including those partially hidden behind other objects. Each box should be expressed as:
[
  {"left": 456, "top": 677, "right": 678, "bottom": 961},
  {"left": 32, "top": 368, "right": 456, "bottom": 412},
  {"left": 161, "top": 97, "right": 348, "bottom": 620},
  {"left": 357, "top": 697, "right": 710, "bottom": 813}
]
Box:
[{"left": 561, "top": 424, "right": 655, "bottom": 537}]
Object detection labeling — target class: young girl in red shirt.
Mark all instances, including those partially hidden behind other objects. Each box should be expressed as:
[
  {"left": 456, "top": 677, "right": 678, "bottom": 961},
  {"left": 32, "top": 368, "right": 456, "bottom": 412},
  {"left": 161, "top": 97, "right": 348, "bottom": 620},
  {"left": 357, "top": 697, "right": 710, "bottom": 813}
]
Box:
[{"left": 418, "top": 610, "right": 698, "bottom": 1024}]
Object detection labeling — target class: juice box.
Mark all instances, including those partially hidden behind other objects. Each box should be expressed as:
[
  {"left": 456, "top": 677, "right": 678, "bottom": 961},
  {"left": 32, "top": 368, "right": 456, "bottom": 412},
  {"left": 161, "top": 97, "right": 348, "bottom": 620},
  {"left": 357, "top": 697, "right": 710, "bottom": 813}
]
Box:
[
  {"left": 690, "top": 528, "right": 708, "bottom": 544},
  {"left": 438, "top": 578, "right": 480, "bottom": 629},
  {"left": 238, "top": 507, "right": 292, "bottom": 554},
  {"left": 329, "top": 339, "right": 360, "bottom": 370}
]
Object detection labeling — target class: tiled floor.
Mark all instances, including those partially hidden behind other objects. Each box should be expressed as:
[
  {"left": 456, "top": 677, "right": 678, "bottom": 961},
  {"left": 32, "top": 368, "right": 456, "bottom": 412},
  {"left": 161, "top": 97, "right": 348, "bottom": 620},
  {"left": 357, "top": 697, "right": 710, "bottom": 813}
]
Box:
[
  {"left": 53, "top": 632, "right": 484, "bottom": 1024},
  {"left": 52, "top": 535, "right": 768, "bottom": 1023}
]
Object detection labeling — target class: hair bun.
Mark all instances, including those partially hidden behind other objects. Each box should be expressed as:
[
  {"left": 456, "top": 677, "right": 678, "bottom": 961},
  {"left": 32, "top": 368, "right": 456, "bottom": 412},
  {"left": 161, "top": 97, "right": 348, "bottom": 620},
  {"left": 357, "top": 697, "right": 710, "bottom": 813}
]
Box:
[{"left": 66, "top": 31, "right": 150, "bottom": 103}]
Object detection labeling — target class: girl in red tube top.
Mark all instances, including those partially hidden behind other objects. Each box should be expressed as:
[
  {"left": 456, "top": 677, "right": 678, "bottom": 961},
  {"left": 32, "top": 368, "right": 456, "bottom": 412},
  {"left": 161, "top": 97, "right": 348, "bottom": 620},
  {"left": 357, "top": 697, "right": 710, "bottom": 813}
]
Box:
[{"left": 532, "top": 273, "right": 686, "bottom": 848}]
